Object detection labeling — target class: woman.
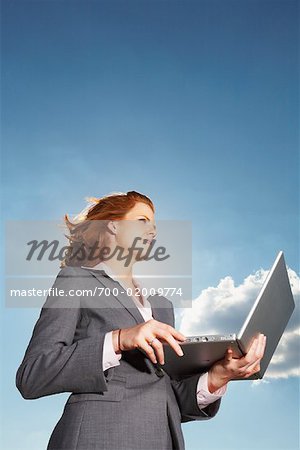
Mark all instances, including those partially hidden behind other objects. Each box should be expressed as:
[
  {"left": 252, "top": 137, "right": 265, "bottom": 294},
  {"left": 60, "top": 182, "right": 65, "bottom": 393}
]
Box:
[{"left": 16, "top": 190, "right": 266, "bottom": 450}]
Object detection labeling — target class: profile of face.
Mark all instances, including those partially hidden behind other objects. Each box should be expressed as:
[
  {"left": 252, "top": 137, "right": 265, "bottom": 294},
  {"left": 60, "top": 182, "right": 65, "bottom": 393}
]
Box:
[{"left": 107, "top": 202, "right": 157, "bottom": 263}]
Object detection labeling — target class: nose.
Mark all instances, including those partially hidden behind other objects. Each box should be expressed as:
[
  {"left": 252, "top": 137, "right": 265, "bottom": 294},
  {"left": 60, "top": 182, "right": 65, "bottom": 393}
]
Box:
[{"left": 148, "top": 221, "right": 157, "bottom": 238}]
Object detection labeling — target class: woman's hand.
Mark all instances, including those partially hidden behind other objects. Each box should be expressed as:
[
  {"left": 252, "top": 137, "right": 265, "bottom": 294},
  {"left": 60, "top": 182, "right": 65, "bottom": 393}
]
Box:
[
  {"left": 112, "top": 319, "right": 186, "bottom": 364},
  {"left": 207, "top": 333, "right": 267, "bottom": 393}
]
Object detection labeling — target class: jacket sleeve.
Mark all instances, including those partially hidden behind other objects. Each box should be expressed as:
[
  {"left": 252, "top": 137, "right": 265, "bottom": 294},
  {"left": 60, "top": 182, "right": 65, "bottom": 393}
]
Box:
[
  {"left": 170, "top": 375, "right": 222, "bottom": 422},
  {"left": 16, "top": 267, "right": 109, "bottom": 400},
  {"left": 166, "top": 298, "right": 222, "bottom": 422}
]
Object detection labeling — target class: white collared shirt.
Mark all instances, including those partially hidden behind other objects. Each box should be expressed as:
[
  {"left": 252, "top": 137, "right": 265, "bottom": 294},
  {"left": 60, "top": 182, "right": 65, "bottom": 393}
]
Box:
[
  {"left": 81, "top": 261, "right": 227, "bottom": 409},
  {"left": 93, "top": 261, "right": 153, "bottom": 318}
]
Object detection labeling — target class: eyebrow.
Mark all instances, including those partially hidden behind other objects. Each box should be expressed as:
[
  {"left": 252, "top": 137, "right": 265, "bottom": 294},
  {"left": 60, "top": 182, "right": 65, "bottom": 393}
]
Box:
[
  {"left": 140, "top": 215, "right": 150, "bottom": 220},
  {"left": 140, "top": 215, "right": 157, "bottom": 231}
]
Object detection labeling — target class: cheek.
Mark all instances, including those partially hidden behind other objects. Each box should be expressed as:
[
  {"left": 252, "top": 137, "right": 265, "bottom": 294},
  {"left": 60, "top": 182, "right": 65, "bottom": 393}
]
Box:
[{"left": 117, "top": 225, "right": 144, "bottom": 248}]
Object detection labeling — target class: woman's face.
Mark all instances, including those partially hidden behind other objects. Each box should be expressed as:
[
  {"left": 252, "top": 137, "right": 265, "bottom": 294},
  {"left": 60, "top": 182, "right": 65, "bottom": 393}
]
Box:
[{"left": 113, "top": 202, "right": 157, "bottom": 261}]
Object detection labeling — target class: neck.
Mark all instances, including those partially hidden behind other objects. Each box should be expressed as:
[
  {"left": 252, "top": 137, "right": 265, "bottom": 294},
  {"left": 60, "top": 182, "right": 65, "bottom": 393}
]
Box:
[{"left": 101, "top": 257, "right": 135, "bottom": 284}]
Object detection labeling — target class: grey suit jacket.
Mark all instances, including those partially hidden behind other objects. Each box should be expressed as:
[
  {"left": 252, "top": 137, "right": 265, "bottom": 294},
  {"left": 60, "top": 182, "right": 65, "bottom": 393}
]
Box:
[{"left": 16, "top": 266, "right": 221, "bottom": 450}]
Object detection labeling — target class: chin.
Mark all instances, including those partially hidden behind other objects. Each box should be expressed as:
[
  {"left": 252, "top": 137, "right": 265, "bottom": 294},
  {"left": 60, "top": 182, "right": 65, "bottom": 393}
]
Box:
[{"left": 134, "top": 251, "right": 148, "bottom": 262}]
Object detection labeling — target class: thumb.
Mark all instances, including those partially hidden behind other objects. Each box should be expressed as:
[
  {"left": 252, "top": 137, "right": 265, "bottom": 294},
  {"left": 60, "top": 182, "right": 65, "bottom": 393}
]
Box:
[{"left": 226, "top": 348, "right": 233, "bottom": 362}]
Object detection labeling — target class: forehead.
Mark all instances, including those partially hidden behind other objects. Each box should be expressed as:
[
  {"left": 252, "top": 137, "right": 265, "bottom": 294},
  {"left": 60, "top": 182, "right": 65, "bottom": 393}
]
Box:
[{"left": 125, "top": 202, "right": 155, "bottom": 219}]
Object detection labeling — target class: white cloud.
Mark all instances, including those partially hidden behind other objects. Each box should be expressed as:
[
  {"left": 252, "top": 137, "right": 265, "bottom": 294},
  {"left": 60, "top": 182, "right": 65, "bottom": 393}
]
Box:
[
  {"left": 178, "top": 267, "right": 300, "bottom": 380},
  {"left": 251, "top": 379, "right": 270, "bottom": 387}
]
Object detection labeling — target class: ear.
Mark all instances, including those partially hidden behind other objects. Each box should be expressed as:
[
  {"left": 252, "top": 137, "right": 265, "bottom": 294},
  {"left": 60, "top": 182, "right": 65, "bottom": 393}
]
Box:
[{"left": 106, "top": 220, "right": 118, "bottom": 235}]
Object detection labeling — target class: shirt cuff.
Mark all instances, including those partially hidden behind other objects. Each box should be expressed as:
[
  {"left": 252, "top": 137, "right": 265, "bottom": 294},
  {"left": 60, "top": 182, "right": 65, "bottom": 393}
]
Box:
[
  {"left": 102, "top": 331, "right": 122, "bottom": 372},
  {"left": 196, "top": 372, "right": 227, "bottom": 409}
]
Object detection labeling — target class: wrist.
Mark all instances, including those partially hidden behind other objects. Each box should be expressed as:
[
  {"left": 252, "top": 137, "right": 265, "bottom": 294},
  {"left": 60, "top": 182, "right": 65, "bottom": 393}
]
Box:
[
  {"left": 207, "top": 369, "right": 229, "bottom": 393},
  {"left": 112, "top": 329, "right": 122, "bottom": 354}
]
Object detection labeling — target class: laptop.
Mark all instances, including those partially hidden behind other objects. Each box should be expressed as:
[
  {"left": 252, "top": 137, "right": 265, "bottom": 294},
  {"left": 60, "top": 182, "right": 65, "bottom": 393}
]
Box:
[{"left": 162, "top": 251, "right": 295, "bottom": 380}]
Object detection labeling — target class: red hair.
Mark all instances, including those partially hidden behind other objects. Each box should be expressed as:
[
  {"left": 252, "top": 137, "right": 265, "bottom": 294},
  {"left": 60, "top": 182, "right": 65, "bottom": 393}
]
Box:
[{"left": 61, "top": 191, "right": 155, "bottom": 267}]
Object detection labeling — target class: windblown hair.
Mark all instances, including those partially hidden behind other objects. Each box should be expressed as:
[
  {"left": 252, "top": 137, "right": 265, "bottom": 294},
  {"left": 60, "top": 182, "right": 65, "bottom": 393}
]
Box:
[{"left": 61, "top": 191, "right": 155, "bottom": 268}]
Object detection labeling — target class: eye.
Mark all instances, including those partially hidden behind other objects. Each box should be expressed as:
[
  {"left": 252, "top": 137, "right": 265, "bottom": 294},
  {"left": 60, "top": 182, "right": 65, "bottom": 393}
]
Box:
[{"left": 138, "top": 218, "right": 147, "bottom": 222}]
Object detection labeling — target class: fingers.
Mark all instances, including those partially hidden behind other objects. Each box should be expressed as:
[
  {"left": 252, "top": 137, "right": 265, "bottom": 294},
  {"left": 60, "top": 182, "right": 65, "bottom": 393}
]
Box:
[
  {"left": 247, "top": 334, "right": 266, "bottom": 364},
  {"left": 152, "top": 333, "right": 184, "bottom": 364},
  {"left": 163, "top": 323, "right": 186, "bottom": 342},
  {"left": 140, "top": 321, "right": 186, "bottom": 365},
  {"left": 120, "top": 320, "right": 186, "bottom": 365},
  {"left": 239, "top": 334, "right": 265, "bottom": 366},
  {"left": 258, "top": 334, "right": 267, "bottom": 357},
  {"left": 149, "top": 338, "right": 164, "bottom": 364},
  {"left": 145, "top": 319, "right": 186, "bottom": 340},
  {"left": 138, "top": 341, "right": 158, "bottom": 364},
  {"left": 236, "top": 334, "right": 266, "bottom": 378},
  {"left": 244, "top": 334, "right": 266, "bottom": 376},
  {"left": 144, "top": 327, "right": 185, "bottom": 365},
  {"left": 243, "top": 335, "right": 260, "bottom": 362},
  {"left": 225, "top": 348, "right": 233, "bottom": 362},
  {"left": 156, "top": 327, "right": 184, "bottom": 354}
]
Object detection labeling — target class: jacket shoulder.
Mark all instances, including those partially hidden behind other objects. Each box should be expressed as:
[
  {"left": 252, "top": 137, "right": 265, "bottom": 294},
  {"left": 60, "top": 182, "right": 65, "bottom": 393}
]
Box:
[{"left": 56, "top": 266, "right": 94, "bottom": 278}]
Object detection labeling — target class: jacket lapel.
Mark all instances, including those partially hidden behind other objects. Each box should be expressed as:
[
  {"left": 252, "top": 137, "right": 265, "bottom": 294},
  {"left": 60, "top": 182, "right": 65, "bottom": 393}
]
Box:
[
  {"left": 86, "top": 269, "right": 146, "bottom": 325},
  {"left": 85, "top": 268, "right": 173, "bottom": 326},
  {"left": 147, "top": 294, "right": 174, "bottom": 326}
]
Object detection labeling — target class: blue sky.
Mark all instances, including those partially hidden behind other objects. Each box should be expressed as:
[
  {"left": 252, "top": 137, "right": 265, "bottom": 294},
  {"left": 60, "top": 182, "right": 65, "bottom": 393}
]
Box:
[{"left": 1, "top": 1, "right": 299, "bottom": 449}]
